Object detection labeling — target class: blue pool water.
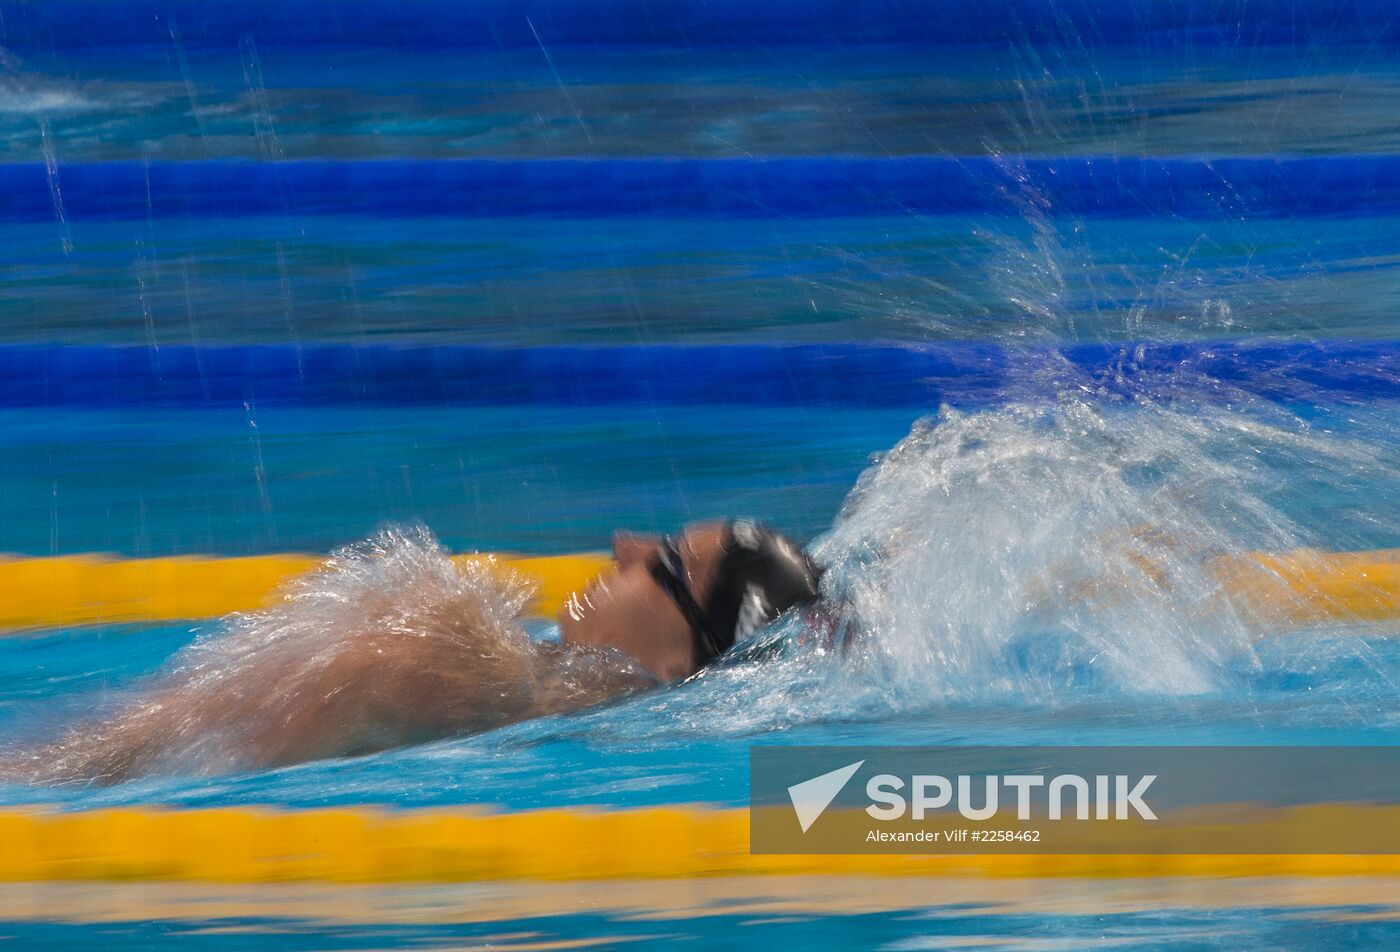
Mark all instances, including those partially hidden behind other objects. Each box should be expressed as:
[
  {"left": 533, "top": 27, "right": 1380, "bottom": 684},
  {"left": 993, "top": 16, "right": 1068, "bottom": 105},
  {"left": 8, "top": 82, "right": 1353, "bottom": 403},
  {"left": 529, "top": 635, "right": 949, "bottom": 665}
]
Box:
[{"left": 2, "top": 0, "right": 1400, "bottom": 948}]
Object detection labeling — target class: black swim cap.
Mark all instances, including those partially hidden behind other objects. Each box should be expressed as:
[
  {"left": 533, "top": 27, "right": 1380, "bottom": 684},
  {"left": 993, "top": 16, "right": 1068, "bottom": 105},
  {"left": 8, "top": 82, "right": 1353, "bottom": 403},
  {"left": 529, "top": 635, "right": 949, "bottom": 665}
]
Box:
[{"left": 695, "top": 519, "right": 823, "bottom": 664}]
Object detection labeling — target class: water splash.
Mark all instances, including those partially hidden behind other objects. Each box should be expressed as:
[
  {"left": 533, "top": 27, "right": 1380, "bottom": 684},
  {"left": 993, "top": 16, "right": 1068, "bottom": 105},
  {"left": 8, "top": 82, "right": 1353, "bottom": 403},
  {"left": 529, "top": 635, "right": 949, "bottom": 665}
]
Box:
[
  {"left": 808, "top": 389, "right": 1394, "bottom": 705},
  {"left": 18, "top": 527, "right": 541, "bottom": 781},
  {"left": 38, "top": 119, "right": 71, "bottom": 255},
  {"left": 509, "top": 386, "right": 1400, "bottom": 760}
]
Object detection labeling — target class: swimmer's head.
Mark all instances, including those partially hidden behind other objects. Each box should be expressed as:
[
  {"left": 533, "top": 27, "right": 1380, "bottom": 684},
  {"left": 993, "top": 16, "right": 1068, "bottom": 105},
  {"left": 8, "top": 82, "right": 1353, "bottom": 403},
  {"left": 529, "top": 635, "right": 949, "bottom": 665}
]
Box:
[
  {"left": 683, "top": 519, "right": 823, "bottom": 663},
  {"left": 557, "top": 519, "right": 821, "bottom": 682}
]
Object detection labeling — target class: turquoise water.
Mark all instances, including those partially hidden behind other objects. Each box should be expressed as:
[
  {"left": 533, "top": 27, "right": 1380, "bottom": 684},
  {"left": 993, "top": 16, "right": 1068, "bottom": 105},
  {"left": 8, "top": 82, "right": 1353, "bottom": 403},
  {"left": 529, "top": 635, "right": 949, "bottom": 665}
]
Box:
[
  {"left": 3, "top": 1, "right": 1400, "bottom": 947},
  {"left": 0, "top": 877, "right": 1395, "bottom": 951}
]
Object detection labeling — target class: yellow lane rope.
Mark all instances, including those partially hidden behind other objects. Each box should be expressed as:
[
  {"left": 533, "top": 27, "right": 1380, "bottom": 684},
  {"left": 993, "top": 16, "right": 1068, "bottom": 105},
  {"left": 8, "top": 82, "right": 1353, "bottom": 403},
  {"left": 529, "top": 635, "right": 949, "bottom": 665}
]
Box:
[
  {"left": 1219, "top": 547, "right": 1400, "bottom": 625},
  {"left": 0, "top": 547, "right": 1396, "bottom": 633},
  {"left": 0, "top": 552, "right": 612, "bottom": 631},
  {"left": 0, "top": 805, "right": 1396, "bottom": 883}
]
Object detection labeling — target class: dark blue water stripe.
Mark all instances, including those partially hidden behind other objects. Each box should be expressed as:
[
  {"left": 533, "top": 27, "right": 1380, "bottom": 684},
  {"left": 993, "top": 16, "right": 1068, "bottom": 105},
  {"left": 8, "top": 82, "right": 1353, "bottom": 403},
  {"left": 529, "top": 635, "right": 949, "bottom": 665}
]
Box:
[
  {"left": 0, "top": 341, "right": 1394, "bottom": 409},
  {"left": 12, "top": 157, "right": 1400, "bottom": 221},
  {"left": 2, "top": 0, "right": 1396, "bottom": 51}
]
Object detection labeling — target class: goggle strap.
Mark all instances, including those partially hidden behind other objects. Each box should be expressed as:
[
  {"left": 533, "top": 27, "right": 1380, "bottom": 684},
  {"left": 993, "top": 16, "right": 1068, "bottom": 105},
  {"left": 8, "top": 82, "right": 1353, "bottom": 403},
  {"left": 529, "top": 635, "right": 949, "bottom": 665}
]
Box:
[{"left": 649, "top": 537, "right": 723, "bottom": 664}]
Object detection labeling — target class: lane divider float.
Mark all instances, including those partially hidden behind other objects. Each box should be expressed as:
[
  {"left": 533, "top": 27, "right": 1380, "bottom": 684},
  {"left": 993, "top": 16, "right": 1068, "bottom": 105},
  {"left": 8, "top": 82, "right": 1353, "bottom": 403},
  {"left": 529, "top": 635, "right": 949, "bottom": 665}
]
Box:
[
  {"left": 0, "top": 547, "right": 1396, "bottom": 632},
  {"left": 0, "top": 552, "right": 611, "bottom": 631},
  {"left": 0, "top": 805, "right": 1396, "bottom": 883}
]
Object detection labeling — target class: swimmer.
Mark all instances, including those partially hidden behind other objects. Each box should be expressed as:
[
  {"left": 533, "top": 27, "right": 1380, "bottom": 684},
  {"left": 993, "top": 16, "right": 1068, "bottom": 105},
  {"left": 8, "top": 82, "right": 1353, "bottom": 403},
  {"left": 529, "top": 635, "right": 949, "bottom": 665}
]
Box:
[{"left": 10, "top": 519, "right": 820, "bottom": 784}]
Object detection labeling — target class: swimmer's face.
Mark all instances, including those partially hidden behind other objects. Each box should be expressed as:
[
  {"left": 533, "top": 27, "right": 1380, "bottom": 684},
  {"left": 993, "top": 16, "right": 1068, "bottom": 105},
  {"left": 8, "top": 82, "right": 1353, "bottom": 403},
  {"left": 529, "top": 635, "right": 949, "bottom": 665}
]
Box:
[{"left": 557, "top": 522, "right": 729, "bottom": 683}]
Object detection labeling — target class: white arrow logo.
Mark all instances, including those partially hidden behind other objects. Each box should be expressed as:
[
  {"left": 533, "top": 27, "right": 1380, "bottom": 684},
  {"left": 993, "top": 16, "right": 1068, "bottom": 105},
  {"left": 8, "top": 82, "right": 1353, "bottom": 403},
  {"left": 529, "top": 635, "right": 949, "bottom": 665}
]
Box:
[{"left": 786, "top": 760, "right": 864, "bottom": 833}]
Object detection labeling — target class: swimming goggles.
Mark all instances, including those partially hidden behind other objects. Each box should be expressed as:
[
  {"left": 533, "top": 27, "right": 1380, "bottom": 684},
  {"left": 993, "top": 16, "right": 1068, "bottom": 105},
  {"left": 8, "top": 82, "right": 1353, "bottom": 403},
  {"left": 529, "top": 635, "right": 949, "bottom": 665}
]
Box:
[{"left": 647, "top": 535, "right": 724, "bottom": 664}]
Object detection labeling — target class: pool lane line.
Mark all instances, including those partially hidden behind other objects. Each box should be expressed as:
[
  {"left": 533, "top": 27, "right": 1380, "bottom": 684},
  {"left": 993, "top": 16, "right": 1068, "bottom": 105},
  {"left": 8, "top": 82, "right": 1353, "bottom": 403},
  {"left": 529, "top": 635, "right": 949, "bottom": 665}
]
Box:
[
  {"left": 6, "top": 1, "right": 1396, "bottom": 52},
  {"left": 0, "top": 340, "right": 1396, "bottom": 409},
  {"left": 0, "top": 552, "right": 612, "bottom": 631},
  {"left": 8, "top": 158, "right": 1400, "bottom": 220},
  {"left": 0, "top": 876, "right": 1394, "bottom": 926},
  {"left": 0, "top": 805, "right": 1397, "bottom": 883},
  {"left": 0, "top": 546, "right": 1397, "bottom": 633}
]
